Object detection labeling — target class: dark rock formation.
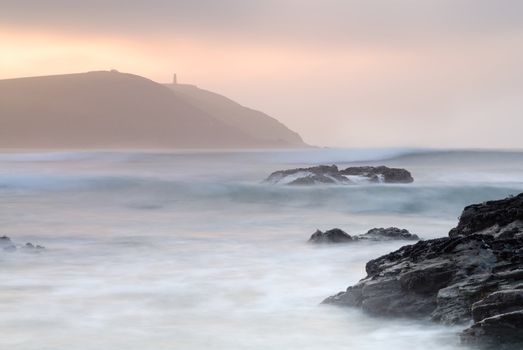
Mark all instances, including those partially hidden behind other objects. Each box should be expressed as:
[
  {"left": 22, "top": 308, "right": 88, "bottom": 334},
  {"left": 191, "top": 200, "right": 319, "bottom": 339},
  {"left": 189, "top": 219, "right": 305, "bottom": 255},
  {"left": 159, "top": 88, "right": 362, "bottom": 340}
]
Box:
[
  {"left": 266, "top": 165, "right": 349, "bottom": 185},
  {"left": 461, "top": 310, "right": 523, "bottom": 348},
  {"left": 449, "top": 194, "right": 523, "bottom": 238},
  {"left": 470, "top": 290, "right": 523, "bottom": 323},
  {"left": 323, "top": 193, "right": 523, "bottom": 348},
  {"left": 309, "top": 227, "right": 419, "bottom": 244},
  {"left": 309, "top": 228, "right": 354, "bottom": 243},
  {"left": 0, "top": 235, "right": 16, "bottom": 251},
  {"left": 265, "top": 165, "right": 413, "bottom": 185},
  {"left": 359, "top": 227, "right": 420, "bottom": 241},
  {"left": 340, "top": 166, "right": 414, "bottom": 183},
  {"left": 0, "top": 236, "right": 45, "bottom": 252},
  {"left": 21, "top": 242, "right": 46, "bottom": 251}
]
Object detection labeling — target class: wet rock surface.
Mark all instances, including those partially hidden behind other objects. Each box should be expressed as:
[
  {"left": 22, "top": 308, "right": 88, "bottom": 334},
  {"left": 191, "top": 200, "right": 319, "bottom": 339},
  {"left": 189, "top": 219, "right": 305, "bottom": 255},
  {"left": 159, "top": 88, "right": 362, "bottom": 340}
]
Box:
[
  {"left": 309, "top": 227, "right": 419, "bottom": 244},
  {"left": 323, "top": 193, "right": 523, "bottom": 348},
  {"left": 449, "top": 194, "right": 523, "bottom": 238},
  {"left": 265, "top": 165, "right": 413, "bottom": 185}
]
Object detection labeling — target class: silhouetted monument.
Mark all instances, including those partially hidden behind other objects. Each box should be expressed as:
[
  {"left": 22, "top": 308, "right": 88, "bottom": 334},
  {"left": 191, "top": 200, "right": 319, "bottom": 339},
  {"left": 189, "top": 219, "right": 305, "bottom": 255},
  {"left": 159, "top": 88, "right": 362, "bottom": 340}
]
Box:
[{"left": 172, "top": 73, "right": 178, "bottom": 84}]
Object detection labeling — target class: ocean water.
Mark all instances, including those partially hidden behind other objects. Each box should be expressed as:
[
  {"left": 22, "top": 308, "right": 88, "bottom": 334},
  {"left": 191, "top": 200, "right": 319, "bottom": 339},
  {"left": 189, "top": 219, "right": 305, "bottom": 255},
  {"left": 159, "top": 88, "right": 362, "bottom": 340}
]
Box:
[{"left": 1, "top": 148, "right": 522, "bottom": 350}]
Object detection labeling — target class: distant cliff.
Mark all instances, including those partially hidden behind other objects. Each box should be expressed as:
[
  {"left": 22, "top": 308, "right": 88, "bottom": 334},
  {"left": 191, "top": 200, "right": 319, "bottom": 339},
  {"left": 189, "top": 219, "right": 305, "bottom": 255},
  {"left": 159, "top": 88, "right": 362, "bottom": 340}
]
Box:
[
  {"left": 167, "top": 83, "right": 304, "bottom": 148},
  {"left": 0, "top": 71, "right": 307, "bottom": 149}
]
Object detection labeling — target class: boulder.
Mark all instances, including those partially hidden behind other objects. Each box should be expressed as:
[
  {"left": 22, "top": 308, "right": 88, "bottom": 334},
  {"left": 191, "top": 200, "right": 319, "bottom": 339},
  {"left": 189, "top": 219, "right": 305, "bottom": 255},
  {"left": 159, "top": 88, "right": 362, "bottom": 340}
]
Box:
[
  {"left": 340, "top": 166, "right": 414, "bottom": 183},
  {"left": 359, "top": 227, "right": 419, "bottom": 241},
  {"left": 265, "top": 165, "right": 413, "bottom": 185},
  {"left": 0, "top": 235, "right": 16, "bottom": 251},
  {"left": 309, "top": 228, "right": 354, "bottom": 243}
]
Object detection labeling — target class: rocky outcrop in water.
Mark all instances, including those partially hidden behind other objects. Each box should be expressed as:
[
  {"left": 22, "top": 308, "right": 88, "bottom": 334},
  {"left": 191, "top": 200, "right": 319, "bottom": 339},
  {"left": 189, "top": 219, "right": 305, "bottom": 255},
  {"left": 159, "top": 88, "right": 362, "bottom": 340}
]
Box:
[
  {"left": 0, "top": 236, "right": 16, "bottom": 251},
  {"left": 340, "top": 166, "right": 414, "bottom": 184},
  {"left": 323, "top": 193, "right": 523, "bottom": 349},
  {"left": 359, "top": 227, "right": 420, "bottom": 241},
  {"left": 309, "top": 227, "right": 419, "bottom": 244},
  {"left": 265, "top": 165, "right": 413, "bottom": 185},
  {"left": 1, "top": 236, "right": 45, "bottom": 252},
  {"left": 309, "top": 228, "right": 355, "bottom": 243}
]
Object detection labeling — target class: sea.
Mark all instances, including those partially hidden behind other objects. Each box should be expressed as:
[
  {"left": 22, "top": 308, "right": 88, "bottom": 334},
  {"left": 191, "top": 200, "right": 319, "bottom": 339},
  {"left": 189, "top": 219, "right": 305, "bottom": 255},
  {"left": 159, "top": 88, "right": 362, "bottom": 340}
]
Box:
[{"left": 1, "top": 148, "right": 522, "bottom": 350}]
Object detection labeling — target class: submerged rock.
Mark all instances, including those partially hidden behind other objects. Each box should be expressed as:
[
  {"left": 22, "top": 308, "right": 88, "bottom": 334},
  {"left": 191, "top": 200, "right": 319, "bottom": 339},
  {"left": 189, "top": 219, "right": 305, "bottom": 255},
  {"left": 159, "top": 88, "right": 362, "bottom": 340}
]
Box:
[
  {"left": 0, "top": 236, "right": 45, "bottom": 252},
  {"left": 0, "top": 235, "right": 16, "bottom": 251},
  {"left": 309, "top": 227, "right": 419, "bottom": 244},
  {"left": 21, "top": 242, "right": 46, "bottom": 251},
  {"left": 265, "top": 165, "right": 413, "bottom": 185},
  {"left": 340, "top": 166, "right": 414, "bottom": 184},
  {"left": 323, "top": 193, "right": 523, "bottom": 348},
  {"left": 359, "top": 227, "right": 420, "bottom": 241},
  {"left": 309, "top": 228, "right": 354, "bottom": 243}
]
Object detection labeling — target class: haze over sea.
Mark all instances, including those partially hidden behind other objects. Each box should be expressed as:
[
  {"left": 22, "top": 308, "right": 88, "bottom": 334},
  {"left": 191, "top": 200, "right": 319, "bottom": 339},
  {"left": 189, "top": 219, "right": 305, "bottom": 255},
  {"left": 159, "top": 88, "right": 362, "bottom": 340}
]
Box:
[{"left": 1, "top": 148, "right": 522, "bottom": 350}]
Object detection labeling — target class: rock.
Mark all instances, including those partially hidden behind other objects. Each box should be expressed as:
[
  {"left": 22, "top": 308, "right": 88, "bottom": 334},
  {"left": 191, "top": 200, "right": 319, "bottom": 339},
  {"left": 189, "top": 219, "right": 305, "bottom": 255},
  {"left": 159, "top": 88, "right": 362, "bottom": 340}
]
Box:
[
  {"left": 0, "top": 236, "right": 45, "bottom": 252},
  {"left": 1, "top": 236, "right": 16, "bottom": 251},
  {"left": 21, "top": 242, "right": 46, "bottom": 251},
  {"left": 323, "top": 193, "right": 523, "bottom": 347},
  {"left": 309, "top": 228, "right": 354, "bottom": 243},
  {"left": 340, "top": 166, "right": 414, "bottom": 183},
  {"left": 309, "top": 227, "right": 419, "bottom": 244},
  {"left": 265, "top": 165, "right": 346, "bottom": 185},
  {"left": 359, "top": 227, "right": 419, "bottom": 241},
  {"left": 265, "top": 165, "right": 413, "bottom": 185},
  {"left": 459, "top": 290, "right": 523, "bottom": 348},
  {"left": 461, "top": 310, "right": 523, "bottom": 349},
  {"left": 449, "top": 193, "right": 523, "bottom": 238},
  {"left": 471, "top": 290, "right": 523, "bottom": 323}
]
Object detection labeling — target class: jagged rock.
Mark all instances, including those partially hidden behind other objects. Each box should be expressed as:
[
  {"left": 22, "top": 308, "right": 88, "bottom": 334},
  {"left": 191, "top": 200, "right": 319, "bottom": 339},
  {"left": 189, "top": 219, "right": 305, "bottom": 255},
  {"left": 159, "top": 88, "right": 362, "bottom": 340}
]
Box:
[
  {"left": 449, "top": 193, "right": 523, "bottom": 238},
  {"left": 309, "top": 228, "right": 354, "bottom": 243},
  {"left": 309, "top": 227, "right": 419, "bottom": 244},
  {"left": 359, "top": 227, "right": 419, "bottom": 241},
  {"left": 323, "top": 193, "right": 523, "bottom": 347},
  {"left": 265, "top": 165, "right": 350, "bottom": 185},
  {"left": 461, "top": 310, "right": 523, "bottom": 349},
  {"left": 265, "top": 165, "right": 413, "bottom": 185},
  {"left": 471, "top": 290, "right": 523, "bottom": 323},
  {"left": 458, "top": 290, "right": 523, "bottom": 348}
]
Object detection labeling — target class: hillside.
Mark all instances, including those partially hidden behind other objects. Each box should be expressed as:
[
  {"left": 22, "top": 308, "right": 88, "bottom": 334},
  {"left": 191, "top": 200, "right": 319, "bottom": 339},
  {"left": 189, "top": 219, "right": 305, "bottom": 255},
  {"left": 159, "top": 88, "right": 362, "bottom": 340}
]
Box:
[
  {"left": 167, "top": 83, "right": 304, "bottom": 147},
  {"left": 0, "top": 71, "right": 307, "bottom": 149}
]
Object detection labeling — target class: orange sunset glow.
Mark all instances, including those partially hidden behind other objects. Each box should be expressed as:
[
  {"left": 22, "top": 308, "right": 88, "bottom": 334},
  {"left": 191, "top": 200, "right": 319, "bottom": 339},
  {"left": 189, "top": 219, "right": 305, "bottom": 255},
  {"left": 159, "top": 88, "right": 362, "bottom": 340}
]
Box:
[{"left": 2, "top": 1, "right": 523, "bottom": 147}]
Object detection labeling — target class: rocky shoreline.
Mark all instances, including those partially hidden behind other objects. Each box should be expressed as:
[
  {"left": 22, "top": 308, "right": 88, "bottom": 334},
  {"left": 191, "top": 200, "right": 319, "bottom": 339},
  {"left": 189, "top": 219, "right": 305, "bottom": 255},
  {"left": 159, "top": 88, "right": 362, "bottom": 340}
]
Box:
[
  {"left": 323, "top": 193, "right": 523, "bottom": 348},
  {"left": 265, "top": 165, "right": 414, "bottom": 185}
]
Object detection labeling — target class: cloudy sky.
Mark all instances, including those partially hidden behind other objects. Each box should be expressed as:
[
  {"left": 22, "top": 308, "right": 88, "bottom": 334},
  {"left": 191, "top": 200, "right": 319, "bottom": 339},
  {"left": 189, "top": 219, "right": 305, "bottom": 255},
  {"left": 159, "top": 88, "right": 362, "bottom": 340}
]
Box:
[{"left": 2, "top": 0, "right": 522, "bottom": 148}]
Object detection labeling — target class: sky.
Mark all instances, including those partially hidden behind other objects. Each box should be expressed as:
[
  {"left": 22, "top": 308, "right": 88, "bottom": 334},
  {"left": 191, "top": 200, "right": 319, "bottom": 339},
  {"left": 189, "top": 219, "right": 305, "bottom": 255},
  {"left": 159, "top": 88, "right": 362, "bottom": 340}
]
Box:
[{"left": 2, "top": 0, "right": 523, "bottom": 148}]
